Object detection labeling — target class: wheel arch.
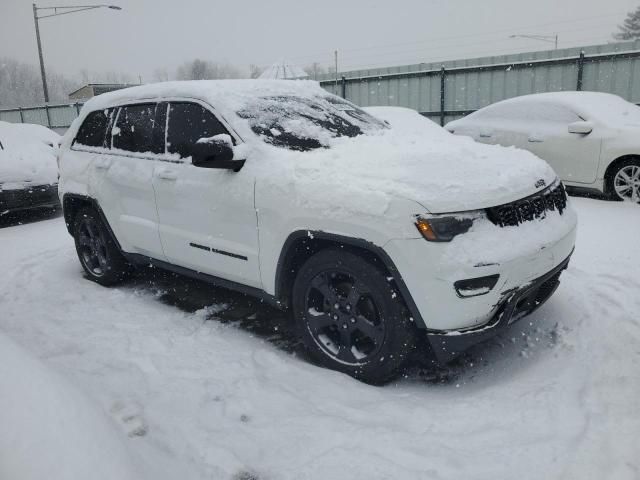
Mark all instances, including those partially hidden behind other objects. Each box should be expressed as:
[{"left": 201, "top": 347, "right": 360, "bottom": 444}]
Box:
[
  {"left": 603, "top": 154, "right": 640, "bottom": 195},
  {"left": 274, "top": 230, "right": 427, "bottom": 329},
  {"left": 62, "top": 194, "right": 122, "bottom": 251}
]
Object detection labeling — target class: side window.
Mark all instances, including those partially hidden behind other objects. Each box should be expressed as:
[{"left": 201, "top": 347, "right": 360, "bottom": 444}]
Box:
[
  {"left": 75, "top": 109, "right": 111, "bottom": 147},
  {"left": 166, "top": 102, "right": 230, "bottom": 159},
  {"left": 112, "top": 103, "right": 164, "bottom": 154}
]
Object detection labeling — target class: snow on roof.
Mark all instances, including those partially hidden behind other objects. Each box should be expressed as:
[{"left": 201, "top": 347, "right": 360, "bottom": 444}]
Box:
[
  {"left": 467, "top": 91, "right": 640, "bottom": 125},
  {"left": 81, "top": 79, "right": 323, "bottom": 112},
  {"left": 258, "top": 61, "right": 308, "bottom": 80}
]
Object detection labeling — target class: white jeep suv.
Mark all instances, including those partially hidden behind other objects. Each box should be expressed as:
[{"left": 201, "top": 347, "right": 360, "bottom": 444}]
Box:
[{"left": 58, "top": 80, "right": 577, "bottom": 383}]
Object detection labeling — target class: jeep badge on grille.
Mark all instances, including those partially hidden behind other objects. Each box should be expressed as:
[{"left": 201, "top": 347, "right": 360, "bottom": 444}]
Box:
[{"left": 535, "top": 179, "right": 546, "bottom": 188}]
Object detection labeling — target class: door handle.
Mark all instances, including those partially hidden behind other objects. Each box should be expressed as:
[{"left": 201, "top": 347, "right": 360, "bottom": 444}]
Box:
[
  {"left": 156, "top": 169, "right": 177, "bottom": 181},
  {"left": 94, "top": 158, "right": 112, "bottom": 169}
]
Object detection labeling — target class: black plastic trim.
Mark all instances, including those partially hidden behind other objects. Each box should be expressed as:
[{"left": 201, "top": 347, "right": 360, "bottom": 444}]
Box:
[
  {"left": 189, "top": 242, "right": 248, "bottom": 261},
  {"left": 274, "top": 230, "right": 428, "bottom": 329},
  {"left": 124, "top": 252, "right": 280, "bottom": 308},
  {"left": 454, "top": 274, "right": 500, "bottom": 298}
]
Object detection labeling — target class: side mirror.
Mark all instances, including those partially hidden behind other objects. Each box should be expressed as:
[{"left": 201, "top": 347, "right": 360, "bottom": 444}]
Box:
[
  {"left": 190, "top": 134, "right": 245, "bottom": 171},
  {"left": 568, "top": 121, "right": 593, "bottom": 135}
]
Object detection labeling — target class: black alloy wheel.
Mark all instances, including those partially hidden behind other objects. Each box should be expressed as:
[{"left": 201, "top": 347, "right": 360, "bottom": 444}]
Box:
[
  {"left": 73, "top": 207, "right": 132, "bottom": 286},
  {"left": 293, "top": 248, "right": 417, "bottom": 384},
  {"left": 304, "top": 269, "right": 386, "bottom": 365},
  {"left": 77, "top": 214, "right": 108, "bottom": 277}
]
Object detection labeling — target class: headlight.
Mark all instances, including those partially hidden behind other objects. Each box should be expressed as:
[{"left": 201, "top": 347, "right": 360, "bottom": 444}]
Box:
[{"left": 415, "top": 214, "right": 479, "bottom": 242}]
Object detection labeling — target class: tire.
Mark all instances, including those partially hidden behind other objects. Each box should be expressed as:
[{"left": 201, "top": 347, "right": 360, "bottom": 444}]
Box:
[
  {"left": 292, "top": 248, "right": 417, "bottom": 384},
  {"left": 73, "top": 207, "right": 132, "bottom": 286},
  {"left": 607, "top": 158, "right": 640, "bottom": 202}
]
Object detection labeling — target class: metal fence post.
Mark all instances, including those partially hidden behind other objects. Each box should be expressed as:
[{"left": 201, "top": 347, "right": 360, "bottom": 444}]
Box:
[
  {"left": 440, "top": 66, "right": 446, "bottom": 126},
  {"left": 576, "top": 51, "right": 585, "bottom": 91},
  {"left": 44, "top": 104, "right": 51, "bottom": 128},
  {"left": 75, "top": 102, "right": 81, "bottom": 115},
  {"left": 341, "top": 76, "right": 346, "bottom": 99},
  {"left": 18, "top": 107, "right": 24, "bottom": 123}
]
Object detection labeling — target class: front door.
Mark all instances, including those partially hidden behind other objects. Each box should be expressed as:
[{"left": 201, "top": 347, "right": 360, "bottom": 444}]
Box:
[{"left": 152, "top": 101, "right": 261, "bottom": 288}]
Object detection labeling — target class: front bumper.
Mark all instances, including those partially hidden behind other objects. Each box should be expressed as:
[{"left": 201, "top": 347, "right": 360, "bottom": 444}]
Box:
[
  {"left": 0, "top": 183, "right": 59, "bottom": 213},
  {"left": 426, "top": 252, "right": 571, "bottom": 363}
]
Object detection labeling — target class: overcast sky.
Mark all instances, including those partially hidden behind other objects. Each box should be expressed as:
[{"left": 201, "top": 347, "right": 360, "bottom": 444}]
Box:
[{"left": 1, "top": 0, "right": 638, "bottom": 81}]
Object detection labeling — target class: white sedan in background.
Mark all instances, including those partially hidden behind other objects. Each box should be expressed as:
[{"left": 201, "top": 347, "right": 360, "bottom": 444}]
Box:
[
  {"left": 0, "top": 121, "right": 60, "bottom": 215},
  {"left": 445, "top": 92, "right": 640, "bottom": 203}
]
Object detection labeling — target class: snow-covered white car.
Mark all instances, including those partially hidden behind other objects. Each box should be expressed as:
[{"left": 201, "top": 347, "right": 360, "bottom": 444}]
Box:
[
  {"left": 445, "top": 92, "right": 640, "bottom": 203},
  {"left": 58, "top": 80, "right": 577, "bottom": 383},
  {"left": 0, "top": 121, "right": 60, "bottom": 215}
]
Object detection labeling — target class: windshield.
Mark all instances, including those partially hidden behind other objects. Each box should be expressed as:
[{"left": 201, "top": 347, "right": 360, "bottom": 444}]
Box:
[{"left": 236, "top": 95, "right": 387, "bottom": 151}]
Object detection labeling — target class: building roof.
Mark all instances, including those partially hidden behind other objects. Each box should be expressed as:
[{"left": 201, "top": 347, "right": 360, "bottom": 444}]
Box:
[{"left": 68, "top": 83, "right": 139, "bottom": 97}]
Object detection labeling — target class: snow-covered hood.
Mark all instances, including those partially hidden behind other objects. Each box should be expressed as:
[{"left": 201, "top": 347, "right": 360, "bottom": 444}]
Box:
[
  {"left": 0, "top": 121, "right": 59, "bottom": 188},
  {"left": 245, "top": 128, "right": 557, "bottom": 215}
]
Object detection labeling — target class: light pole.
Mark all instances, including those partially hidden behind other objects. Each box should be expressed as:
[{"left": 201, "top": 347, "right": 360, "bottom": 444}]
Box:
[
  {"left": 32, "top": 3, "right": 122, "bottom": 103},
  {"left": 509, "top": 34, "right": 558, "bottom": 50}
]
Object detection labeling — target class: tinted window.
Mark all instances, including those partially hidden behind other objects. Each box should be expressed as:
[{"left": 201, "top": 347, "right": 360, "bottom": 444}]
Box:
[
  {"left": 75, "top": 109, "right": 111, "bottom": 147},
  {"left": 167, "top": 103, "right": 230, "bottom": 158},
  {"left": 112, "top": 104, "right": 164, "bottom": 154}
]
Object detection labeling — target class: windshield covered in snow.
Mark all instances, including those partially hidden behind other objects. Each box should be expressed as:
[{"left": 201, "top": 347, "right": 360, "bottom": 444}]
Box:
[{"left": 236, "top": 95, "right": 387, "bottom": 151}]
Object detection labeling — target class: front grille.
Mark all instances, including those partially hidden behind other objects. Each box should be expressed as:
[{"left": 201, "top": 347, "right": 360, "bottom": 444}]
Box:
[{"left": 487, "top": 182, "right": 567, "bottom": 227}]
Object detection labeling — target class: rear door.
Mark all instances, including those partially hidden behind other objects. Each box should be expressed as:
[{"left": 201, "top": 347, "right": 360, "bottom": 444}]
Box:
[
  {"left": 91, "top": 103, "right": 166, "bottom": 258},
  {"left": 152, "top": 101, "right": 261, "bottom": 288}
]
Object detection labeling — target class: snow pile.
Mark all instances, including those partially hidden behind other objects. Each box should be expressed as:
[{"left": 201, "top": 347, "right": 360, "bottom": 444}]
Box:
[
  {"left": 0, "top": 332, "right": 140, "bottom": 480},
  {"left": 0, "top": 198, "right": 638, "bottom": 479},
  {"left": 0, "top": 121, "right": 59, "bottom": 188},
  {"left": 69, "top": 81, "right": 557, "bottom": 214}
]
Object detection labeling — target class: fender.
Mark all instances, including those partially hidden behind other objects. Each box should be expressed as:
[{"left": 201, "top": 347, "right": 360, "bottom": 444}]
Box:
[{"left": 274, "top": 230, "right": 427, "bottom": 329}]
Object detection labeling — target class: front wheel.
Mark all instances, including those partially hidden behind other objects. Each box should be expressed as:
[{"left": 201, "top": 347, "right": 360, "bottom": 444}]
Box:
[
  {"left": 608, "top": 159, "right": 640, "bottom": 202},
  {"left": 73, "top": 207, "right": 132, "bottom": 286},
  {"left": 292, "top": 249, "right": 417, "bottom": 384}
]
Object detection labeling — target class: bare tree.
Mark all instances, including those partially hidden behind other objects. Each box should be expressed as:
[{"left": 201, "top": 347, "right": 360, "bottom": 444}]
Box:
[
  {"left": 614, "top": 6, "right": 640, "bottom": 40},
  {"left": 152, "top": 67, "right": 170, "bottom": 82},
  {"left": 249, "top": 64, "right": 264, "bottom": 79},
  {"left": 175, "top": 59, "right": 241, "bottom": 80},
  {"left": 0, "top": 57, "right": 75, "bottom": 107},
  {"left": 303, "top": 63, "right": 327, "bottom": 80}
]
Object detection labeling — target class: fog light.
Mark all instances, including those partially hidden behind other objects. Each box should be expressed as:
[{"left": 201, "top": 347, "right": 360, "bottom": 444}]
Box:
[{"left": 454, "top": 274, "right": 500, "bottom": 298}]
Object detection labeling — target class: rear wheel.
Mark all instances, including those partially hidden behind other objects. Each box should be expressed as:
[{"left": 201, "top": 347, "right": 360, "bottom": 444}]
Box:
[
  {"left": 608, "top": 159, "right": 640, "bottom": 202},
  {"left": 292, "top": 249, "right": 416, "bottom": 384},
  {"left": 73, "top": 207, "right": 132, "bottom": 286}
]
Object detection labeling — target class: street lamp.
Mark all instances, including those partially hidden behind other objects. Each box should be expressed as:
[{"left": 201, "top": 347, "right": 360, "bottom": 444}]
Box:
[
  {"left": 509, "top": 34, "right": 558, "bottom": 50},
  {"left": 32, "top": 3, "right": 122, "bottom": 103}
]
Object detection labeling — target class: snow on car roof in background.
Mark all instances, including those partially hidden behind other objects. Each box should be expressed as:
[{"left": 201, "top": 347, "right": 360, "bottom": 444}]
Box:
[
  {"left": 458, "top": 91, "right": 640, "bottom": 126},
  {"left": 0, "top": 121, "right": 59, "bottom": 187},
  {"left": 364, "top": 106, "right": 448, "bottom": 137}
]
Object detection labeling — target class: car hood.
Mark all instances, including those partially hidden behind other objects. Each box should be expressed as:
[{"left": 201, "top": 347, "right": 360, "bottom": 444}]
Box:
[{"left": 245, "top": 129, "right": 557, "bottom": 216}]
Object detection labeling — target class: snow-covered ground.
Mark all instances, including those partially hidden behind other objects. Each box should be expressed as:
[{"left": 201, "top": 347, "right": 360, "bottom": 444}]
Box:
[{"left": 0, "top": 197, "right": 638, "bottom": 480}]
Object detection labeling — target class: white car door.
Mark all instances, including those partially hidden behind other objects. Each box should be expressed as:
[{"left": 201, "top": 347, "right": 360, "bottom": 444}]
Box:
[
  {"left": 520, "top": 105, "right": 601, "bottom": 184},
  {"left": 91, "top": 103, "right": 165, "bottom": 258},
  {"left": 151, "top": 101, "right": 261, "bottom": 288}
]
